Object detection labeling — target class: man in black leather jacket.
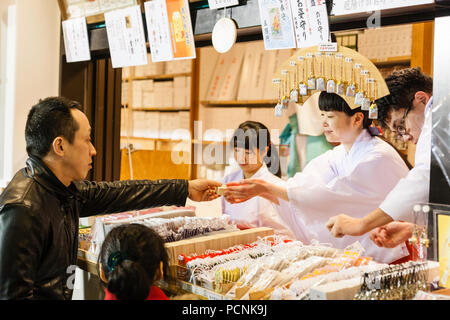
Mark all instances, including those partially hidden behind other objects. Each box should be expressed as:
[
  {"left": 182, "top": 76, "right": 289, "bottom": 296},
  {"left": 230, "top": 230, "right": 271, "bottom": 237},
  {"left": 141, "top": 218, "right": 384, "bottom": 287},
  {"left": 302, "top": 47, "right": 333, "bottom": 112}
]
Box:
[{"left": 0, "top": 97, "right": 221, "bottom": 300}]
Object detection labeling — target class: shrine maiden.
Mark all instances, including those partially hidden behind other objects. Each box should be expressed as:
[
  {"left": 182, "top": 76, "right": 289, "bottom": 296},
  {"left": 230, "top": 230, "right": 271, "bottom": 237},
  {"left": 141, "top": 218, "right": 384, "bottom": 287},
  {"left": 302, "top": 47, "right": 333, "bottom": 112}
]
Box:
[
  {"left": 221, "top": 121, "right": 295, "bottom": 239},
  {"left": 224, "top": 92, "right": 410, "bottom": 264}
]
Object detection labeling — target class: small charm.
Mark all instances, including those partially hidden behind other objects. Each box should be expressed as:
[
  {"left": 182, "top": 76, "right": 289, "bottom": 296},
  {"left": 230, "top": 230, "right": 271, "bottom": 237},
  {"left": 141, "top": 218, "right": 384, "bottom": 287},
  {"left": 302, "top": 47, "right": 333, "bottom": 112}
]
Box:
[
  {"left": 308, "top": 77, "right": 316, "bottom": 90},
  {"left": 299, "top": 82, "right": 308, "bottom": 96},
  {"left": 316, "top": 77, "right": 325, "bottom": 91},
  {"left": 327, "top": 79, "right": 336, "bottom": 93},
  {"left": 355, "top": 91, "right": 365, "bottom": 106},
  {"left": 346, "top": 84, "right": 356, "bottom": 97},
  {"left": 282, "top": 95, "right": 289, "bottom": 109},
  {"left": 361, "top": 98, "right": 371, "bottom": 111},
  {"left": 274, "top": 103, "right": 283, "bottom": 117},
  {"left": 368, "top": 103, "right": 378, "bottom": 119},
  {"left": 336, "top": 81, "right": 345, "bottom": 95},
  {"left": 290, "top": 89, "right": 299, "bottom": 103}
]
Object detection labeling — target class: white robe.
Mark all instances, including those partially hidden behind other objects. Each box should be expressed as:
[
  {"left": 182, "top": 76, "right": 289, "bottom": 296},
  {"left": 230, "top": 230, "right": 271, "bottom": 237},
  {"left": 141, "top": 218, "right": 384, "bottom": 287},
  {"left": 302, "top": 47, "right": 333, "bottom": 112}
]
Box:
[
  {"left": 222, "top": 164, "right": 296, "bottom": 239},
  {"left": 274, "top": 129, "right": 410, "bottom": 264},
  {"left": 380, "top": 97, "right": 433, "bottom": 222}
]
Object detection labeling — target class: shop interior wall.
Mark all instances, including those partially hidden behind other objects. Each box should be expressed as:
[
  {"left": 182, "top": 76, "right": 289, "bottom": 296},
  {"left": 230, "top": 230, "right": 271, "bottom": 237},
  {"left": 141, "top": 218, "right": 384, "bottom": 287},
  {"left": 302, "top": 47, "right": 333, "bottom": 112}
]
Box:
[
  {"left": 0, "top": 0, "right": 15, "bottom": 188},
  {"left": 0, "top": 0, "right": 60, "bottom": 185}
]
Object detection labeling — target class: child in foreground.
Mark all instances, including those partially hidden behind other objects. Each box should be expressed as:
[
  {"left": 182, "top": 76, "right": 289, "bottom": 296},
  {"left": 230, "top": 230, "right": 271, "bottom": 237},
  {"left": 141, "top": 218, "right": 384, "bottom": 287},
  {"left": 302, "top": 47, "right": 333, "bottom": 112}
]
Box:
[{"left": 98, "top": 223, "right": 169, "bottom": 300}]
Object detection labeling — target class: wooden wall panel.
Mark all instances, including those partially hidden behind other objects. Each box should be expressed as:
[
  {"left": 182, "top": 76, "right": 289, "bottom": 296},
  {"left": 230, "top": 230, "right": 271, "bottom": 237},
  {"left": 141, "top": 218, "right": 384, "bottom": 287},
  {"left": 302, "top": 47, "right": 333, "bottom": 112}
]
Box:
[{"left": 120, "top": 149, "right": 190, "bottom": 180}]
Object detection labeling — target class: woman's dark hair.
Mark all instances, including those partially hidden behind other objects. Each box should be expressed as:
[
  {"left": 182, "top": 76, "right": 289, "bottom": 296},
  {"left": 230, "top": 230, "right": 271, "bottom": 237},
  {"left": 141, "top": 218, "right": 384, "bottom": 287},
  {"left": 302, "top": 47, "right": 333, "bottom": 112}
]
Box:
[
  {"left": 25, "top": 96, "right": 82, "bottom": 158},
  {"left": 97, "top": 223, "right": 170, "bottom": 300},
  {"left": 319, "top": 91, "right": 413, "bottom": 169},
  {"left": 231, "top": 121, "right": 281, "bottom": 177},
  {"left": 318, "top": 91, "right": 374, "bottom": 134}
]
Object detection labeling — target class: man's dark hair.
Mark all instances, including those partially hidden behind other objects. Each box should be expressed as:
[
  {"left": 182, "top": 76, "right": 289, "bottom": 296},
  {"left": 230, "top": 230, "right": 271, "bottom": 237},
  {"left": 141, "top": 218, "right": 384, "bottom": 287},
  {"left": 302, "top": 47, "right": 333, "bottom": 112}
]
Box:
[
  {"left": 25, "top": 96, "right": 82, "bottom": 158},
  {"left": 376, "top": 67, "right": 433, "bottom": 128}
]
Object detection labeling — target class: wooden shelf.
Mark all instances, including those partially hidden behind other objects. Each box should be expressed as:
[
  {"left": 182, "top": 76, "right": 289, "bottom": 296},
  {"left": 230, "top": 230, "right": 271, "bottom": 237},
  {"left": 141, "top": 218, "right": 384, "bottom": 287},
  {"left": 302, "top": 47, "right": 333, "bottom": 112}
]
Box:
[
  {"left": 192, "top": 139, "right": 229, "bottom": 145},
  {"left": 130, "top": 107, "right": 190, "bottom": 112},
  {"left": 121, "top": 137, "right": 229, "bottom": 145},
  {"left": 371, "top": 56, "right": 411, "bottom": 67},
  {"left": 200, "top": 100, "right": 278, "bottom": 107},
  {"left": 120, "top": 136, "right": 190, "bottom": 143},
  {"left": 122, "top": 72, "right": 192, "bottom": 82}
]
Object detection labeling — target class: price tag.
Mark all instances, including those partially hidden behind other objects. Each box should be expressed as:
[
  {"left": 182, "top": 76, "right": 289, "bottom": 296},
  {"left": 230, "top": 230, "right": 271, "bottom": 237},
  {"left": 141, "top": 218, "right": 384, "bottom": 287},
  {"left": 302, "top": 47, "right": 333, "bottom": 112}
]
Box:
[
  {"left": 272, "top": 78, "right": 281, "bottom": 84},
  {"left": 315, "top": 52, "right": 322, "bottom": 57},
  {"left": 207, "top": 0, "right": 239, "bottom": 10},
  {"left": 335, "top": 53, "right": 344, "bottom": 59},
  {"left": 325, "top": 52, "right": 333, "bottom": 57},
  {"left": 281, "top": 70, "right": 289, "bottom": 75},
  {"left": 319, "top": 43, "right": 338, "bottom": 52},
  {"left": 367, "top": 78, "right": 375, "bottom": 83},
  {"left": 298, "top": 56, "right": 305, "bottom": 61},
  {"left": 306, "top": 53, "right": 314, "bottom": 58},
  {"left": 289, "top": 61, "right": 296, "bottom": 66},
  {"left": 345, "top": 57, "right": 353, "bottom": 63},
  {"left": 355, "top": 63, "right": 362, "bottom": 69},
  {"left": 360, "top": 70, "right": 369, "bottom": 75}
]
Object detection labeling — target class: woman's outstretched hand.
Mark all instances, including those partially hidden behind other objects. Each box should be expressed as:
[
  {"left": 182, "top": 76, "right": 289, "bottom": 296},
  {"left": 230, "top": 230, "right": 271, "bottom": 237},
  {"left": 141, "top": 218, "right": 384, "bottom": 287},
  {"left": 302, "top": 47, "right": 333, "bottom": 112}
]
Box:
[{"left": 223, "top": 179, "right": 271, "bottom": 204}]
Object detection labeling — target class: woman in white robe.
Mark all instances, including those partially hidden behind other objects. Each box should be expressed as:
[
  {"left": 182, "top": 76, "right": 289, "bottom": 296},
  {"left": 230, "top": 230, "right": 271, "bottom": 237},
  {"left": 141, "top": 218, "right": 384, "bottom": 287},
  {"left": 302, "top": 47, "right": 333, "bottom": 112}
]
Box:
[
  {"left": 221, "top": 121, "right": 295, "bottom": 239},
  {"left": 224, "top": 92, "right": 410, "bottom": 264}
]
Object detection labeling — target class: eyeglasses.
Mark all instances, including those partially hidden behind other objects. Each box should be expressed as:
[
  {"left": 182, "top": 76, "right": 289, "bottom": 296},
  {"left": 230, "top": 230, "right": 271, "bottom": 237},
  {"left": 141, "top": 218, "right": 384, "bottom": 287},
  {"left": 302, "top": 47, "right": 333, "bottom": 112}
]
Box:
[
  {"left": 394, "top": 105, "right": 411, "bottom": 139},
  {"left": 392, "top": 95, "right": 415, "bottom": 140}
]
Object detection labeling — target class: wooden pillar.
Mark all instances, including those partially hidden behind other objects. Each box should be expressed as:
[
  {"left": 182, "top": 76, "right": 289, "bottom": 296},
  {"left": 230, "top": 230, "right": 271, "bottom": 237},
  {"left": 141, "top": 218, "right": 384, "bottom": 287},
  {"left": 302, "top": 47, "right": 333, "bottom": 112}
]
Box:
[
  {"left": 411, "top": 21, "right": 434, "bottom": 76},
  {"left": 60, "top": 57, "right": 122, "bottom": 182},
  {"left": 407, "top": 21, "right": 434, "bottom": 166},
  {"left": 190, "top": 48, "right": 201, "bottom": 180}
]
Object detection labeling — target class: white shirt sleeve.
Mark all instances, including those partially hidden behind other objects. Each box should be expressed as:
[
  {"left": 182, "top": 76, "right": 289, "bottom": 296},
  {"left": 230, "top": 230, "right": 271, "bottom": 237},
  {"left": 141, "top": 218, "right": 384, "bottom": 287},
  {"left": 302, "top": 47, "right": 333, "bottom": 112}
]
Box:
[
  {"left": 379, "top": 104, "right": 432, "bottom": 222},
  {"left": 273, "top": 147, "right": 409, "bottom": 241}
]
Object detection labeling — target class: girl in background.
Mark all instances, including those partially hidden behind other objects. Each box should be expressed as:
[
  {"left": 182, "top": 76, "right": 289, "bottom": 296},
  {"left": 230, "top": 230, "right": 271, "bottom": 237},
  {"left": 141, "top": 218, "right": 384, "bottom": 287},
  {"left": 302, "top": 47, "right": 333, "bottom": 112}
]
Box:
[{"left": 221, "top": 121, "right": 295, "bottom": 239}]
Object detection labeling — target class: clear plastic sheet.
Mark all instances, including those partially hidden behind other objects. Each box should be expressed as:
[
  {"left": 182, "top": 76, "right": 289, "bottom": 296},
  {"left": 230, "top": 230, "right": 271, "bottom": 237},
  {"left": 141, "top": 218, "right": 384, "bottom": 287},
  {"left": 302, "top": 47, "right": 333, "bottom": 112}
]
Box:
[{"left": 431, "top": 96, "right": 450, "bottom": 190}]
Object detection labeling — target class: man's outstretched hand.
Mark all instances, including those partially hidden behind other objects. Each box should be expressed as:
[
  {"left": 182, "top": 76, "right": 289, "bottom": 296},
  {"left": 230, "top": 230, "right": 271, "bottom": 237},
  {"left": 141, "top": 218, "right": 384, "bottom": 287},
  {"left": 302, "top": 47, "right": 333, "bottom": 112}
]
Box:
[{"left": 188, "top": 179, "right": 222, "bottom": 202}]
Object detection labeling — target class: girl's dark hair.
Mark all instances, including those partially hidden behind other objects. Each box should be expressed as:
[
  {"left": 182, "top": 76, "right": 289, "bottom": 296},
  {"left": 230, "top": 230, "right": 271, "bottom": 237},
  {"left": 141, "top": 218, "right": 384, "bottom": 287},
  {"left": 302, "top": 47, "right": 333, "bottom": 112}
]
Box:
[
  {"left": 318, "top": 91, "right": 413, "bottom": 169},
  {"left": 97, "top": 223, "right": 170, "bottom": 300},
  {"left": 231, "top": 121, "right": 281, "bottom": 177},
  {"left": 318, "top": 91, "right": 374, "bottom": 134}
]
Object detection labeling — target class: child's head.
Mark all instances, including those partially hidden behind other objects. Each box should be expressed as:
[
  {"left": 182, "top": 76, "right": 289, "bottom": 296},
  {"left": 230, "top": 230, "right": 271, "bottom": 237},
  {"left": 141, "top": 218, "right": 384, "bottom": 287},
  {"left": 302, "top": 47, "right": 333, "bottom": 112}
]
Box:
[
  {"left": 98, "top": 223, "right": 169, "bottom": 300},
  {"left": 318, "top": 91, "right": 373, "bottom": 143},
  {"left": 231, "top": 121, "right": 281, "bottom": 177}
]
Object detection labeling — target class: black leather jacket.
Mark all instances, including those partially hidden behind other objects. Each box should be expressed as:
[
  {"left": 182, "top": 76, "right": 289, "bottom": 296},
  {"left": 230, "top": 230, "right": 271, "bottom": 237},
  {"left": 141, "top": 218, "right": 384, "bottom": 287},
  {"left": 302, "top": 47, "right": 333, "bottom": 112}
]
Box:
[{"left": 0, "top": 156, "right": 188, "bottom": 300}]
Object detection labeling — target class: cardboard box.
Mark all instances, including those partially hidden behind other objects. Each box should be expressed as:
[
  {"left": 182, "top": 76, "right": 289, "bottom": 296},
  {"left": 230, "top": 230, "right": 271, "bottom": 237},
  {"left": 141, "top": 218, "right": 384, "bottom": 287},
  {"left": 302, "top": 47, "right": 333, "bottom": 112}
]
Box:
[
  {"left": 237, "top": 42, "right": 264, "bottom": 100},
  {"left": 185, "top": 77, "right": 192, "bottom": 107},
  {"left": 263, "top": 49, "right": 293, "bottom": 100},
  {"left": 145, "top": 112, "right": 160, "bottom": 138},
  {"left": 174, "top": 88, "right": 186, "bottom": 107},
  {"left": 309, "top": 277, "right": 362, "bottom": 300},
  {"left": 166, "top": 59, "right": 192, "bottom": 74},
  {"left": 174, "top": 76, "right": 186, "bottom": 89},
  {"left": 122, "top": 67, "right": 130, "bottom": 80},
  {"left": 142, "top": 91, "right": 155, "bottom": 108},
  {"left": 218, "top": 46, "right": 245, "bottom": 101},
  {"left": 131, "top": 81, "right": 143, "bottom": 108},
  {"left": 206, "top": 53, "right": 231, "bottom": 101},
  {"left": 159, "top": 112, "right": 179, "bottom": 139},
  {"left": 121, "top": 82, "right": 128, "bottom": 105}
]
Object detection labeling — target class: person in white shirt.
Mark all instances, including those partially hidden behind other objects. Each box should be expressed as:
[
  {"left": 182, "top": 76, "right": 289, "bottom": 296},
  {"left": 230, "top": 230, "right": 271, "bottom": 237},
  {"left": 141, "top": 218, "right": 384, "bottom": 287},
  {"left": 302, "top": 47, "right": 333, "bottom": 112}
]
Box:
[
  {"left": 224, "top": 92, "right": 410, "bottom": 263},
  {"left": 325, "top": 68, "right": 433, "bottom": 247},
  {"left": 221, "top": 121, "right": 295, "bottom": 239}
]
